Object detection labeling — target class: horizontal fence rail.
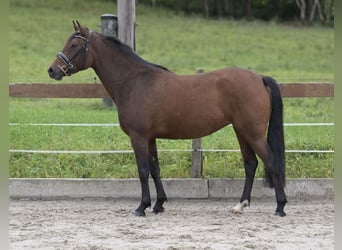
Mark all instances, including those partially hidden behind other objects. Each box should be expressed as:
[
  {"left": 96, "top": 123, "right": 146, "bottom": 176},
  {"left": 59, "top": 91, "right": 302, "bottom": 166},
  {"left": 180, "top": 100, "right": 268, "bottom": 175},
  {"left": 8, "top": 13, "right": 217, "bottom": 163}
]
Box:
[
  {"left": 9, "top": 82, "right": 334, "bottom": 98},
  {"left": 8, "top": 122, "right": 335, "bottom": 127}
]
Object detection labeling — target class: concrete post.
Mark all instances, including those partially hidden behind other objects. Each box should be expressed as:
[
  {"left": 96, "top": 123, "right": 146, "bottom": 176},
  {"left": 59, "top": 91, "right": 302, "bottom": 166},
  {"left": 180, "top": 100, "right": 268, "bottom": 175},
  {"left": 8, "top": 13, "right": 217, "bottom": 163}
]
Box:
[
  {"left": 100, "top": 14, "right": 118, "bottom": 107},
  {"left": 101, "top": 14, "right": 118, "bottom": 37}
]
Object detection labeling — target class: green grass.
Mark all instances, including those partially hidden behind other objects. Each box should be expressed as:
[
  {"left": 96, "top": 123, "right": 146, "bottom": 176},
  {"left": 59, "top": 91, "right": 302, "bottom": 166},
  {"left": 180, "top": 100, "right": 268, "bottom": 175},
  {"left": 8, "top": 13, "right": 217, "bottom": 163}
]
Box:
[
  {"left": 9, "top": 0, "right": 333, "bottom": 82},
  {"left": 9, "top": 0, "right": 334, "bottom": 178}
]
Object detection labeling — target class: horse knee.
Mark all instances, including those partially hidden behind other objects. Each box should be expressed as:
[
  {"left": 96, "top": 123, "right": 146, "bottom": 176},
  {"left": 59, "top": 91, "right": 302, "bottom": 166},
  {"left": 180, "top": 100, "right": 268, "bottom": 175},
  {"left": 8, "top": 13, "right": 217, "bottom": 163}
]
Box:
[
  {"left": 138, "top": 163, "right": 150, "bottom": 180},
  {"left": 149, "top": 166, "right": 160, "bottom": 180}
]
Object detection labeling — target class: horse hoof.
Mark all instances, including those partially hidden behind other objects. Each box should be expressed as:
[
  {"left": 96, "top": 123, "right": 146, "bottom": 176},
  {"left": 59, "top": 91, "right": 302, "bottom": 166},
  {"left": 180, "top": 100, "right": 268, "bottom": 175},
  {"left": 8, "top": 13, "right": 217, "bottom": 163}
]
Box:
[
  {"left": 132, "top": 210, "right": 146, "bottom": 217},
  {"left": 152, "top": 206, "right": 165, "bottom": 214},
  {"left": 231, "top": 200, "right": 249, "bottom": 214},
  {"left": 231, "top": 208, "right": 242, "bottom": 214},
  {"left": 275, "top": 211, "right": 286, "bottom": 217}
]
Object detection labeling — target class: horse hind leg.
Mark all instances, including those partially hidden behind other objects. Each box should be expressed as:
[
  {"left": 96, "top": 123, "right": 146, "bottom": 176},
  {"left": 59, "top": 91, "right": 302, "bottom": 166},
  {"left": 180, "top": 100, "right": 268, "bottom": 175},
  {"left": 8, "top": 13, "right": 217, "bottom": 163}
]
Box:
[
  {"left": 232, "top": 128, "right": 258, "bottom": 214},
  {"left": 149, "top": 139, "right": 167, "bottom": 214},
  {"left": 250, "top": 138, "right": 287, "bottom": 217}
]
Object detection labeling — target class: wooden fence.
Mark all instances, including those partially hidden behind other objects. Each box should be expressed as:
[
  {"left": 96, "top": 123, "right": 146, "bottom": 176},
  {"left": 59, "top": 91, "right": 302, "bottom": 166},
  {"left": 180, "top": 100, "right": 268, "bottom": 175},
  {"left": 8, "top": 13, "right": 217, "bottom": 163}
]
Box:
[
  {"left": 9, "top": 82, "right": 334, "bottom": 98},
  {"left": 9, "top": 82, "right": 334, "bottom": 177}
]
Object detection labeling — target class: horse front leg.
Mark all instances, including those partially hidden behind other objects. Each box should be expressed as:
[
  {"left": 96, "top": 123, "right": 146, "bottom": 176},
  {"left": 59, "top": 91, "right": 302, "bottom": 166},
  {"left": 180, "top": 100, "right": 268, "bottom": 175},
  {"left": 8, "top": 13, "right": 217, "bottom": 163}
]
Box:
[
  {"left": 149, "top": 139, "right": 167, "bottom": 214},
  {"left": 130, "top": 136, "right": 151, "bottom": 216}
]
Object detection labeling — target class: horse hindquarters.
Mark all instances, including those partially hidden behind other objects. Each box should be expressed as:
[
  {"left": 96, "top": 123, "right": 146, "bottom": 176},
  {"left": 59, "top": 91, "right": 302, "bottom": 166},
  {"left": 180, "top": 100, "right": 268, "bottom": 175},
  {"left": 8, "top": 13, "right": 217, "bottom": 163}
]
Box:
[{"left": 233, "top": 76, "right": 287, "bottom": 216}]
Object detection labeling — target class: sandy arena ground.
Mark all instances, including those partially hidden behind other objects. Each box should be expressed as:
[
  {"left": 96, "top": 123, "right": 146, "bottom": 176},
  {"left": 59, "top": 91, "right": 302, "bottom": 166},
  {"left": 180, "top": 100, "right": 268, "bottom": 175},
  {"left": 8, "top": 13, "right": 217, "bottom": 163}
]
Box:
[{"left": 9, "top": 197, "right": 334, "bottom": 250}]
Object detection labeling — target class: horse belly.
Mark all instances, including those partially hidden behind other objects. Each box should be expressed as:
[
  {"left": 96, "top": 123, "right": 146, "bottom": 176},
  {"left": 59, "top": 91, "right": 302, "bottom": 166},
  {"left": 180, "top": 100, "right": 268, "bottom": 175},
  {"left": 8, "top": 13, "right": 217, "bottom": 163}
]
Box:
[{"left": 154, "top": 107, "right": 231, "bottom": 139}]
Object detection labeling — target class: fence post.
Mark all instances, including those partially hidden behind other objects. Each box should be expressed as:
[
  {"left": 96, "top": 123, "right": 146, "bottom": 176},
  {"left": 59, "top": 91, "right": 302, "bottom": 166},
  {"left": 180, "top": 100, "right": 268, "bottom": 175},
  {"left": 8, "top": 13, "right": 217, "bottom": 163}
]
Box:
[
  {"left": 117, "top": 0, "right": 136, "bottom": 50},
  {"left": 191, "top": 138, "right": 203, "bottom": 178},
  {"left": 100, "top": 14, "right": 118, "bottom": 107},
  {"left": 191, "top": 69, "right": 205, "bottom": 178}
]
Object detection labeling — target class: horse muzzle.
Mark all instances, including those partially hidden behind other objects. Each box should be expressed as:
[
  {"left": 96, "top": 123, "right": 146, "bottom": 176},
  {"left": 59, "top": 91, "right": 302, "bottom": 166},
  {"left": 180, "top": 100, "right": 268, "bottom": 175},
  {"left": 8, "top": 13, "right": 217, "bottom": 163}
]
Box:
[{"left": 47, "top": 66, "right": 65, "bottom": 81}]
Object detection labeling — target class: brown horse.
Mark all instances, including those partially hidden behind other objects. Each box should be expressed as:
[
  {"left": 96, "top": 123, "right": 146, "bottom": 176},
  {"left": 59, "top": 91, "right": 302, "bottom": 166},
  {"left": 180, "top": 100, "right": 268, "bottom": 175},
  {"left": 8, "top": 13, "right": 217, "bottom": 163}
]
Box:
[{"left": 48, "top": 21, "right": 287, "bottom": 217}]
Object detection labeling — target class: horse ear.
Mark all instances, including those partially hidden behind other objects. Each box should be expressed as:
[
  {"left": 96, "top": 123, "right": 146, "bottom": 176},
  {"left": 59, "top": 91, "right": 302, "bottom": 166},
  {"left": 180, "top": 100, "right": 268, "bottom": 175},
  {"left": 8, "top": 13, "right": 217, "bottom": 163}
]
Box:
[
  {"left": 73, "top": 20, "right": 80, "bottom": 32},
  {"left": 76, "top": 20, "right": 89, "bottom": 37}
]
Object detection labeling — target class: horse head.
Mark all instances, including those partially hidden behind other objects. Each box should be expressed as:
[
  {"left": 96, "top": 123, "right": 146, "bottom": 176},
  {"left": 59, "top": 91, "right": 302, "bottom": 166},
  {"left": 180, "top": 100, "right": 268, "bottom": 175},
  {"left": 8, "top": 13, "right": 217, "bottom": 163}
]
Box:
[{"left": 48, "top": 20, "right": 94, "bottom": 80}]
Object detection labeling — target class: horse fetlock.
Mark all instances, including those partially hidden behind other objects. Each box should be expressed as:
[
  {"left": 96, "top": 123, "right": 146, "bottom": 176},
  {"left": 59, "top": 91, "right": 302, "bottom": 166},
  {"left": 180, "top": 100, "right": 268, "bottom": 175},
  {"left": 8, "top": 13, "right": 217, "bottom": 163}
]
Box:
[
  {"left": 275, "top": 210, "right": 286, "bottom": 217},
  {"left": 142, "top": 201, "right": 152, "bottom": 209},
  {"left": 133, "top": 201, "right": 151, "bottom": 217},
  {"left": 153, "top": 198, "right": 167, "bottom": 214},
  {"left": 275, "top": 201, "right": 287, "bottom": 217},
  {"left": 152, "top": 204, "right": 165, "bottom": 214},
  {"left": 232, "top": 200, "right": 249, "bottom": 214},
  {"left": 158, "top": 196, "right": 168, "bottom": 204}
]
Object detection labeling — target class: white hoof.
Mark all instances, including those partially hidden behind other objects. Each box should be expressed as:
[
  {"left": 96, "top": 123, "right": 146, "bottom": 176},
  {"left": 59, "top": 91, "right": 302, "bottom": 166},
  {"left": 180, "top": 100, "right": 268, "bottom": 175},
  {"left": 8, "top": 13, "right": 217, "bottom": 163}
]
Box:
[{"left": 231, "top": 200, "right": 249, "bottom": 214}]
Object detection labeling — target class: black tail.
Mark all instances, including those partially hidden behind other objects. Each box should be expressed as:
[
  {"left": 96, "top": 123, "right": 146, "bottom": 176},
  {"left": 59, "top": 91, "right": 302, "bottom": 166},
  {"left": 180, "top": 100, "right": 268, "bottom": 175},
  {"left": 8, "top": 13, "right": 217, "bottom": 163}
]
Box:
[{"left": 262, "top": 76, "right": 286, "bottom": 188}]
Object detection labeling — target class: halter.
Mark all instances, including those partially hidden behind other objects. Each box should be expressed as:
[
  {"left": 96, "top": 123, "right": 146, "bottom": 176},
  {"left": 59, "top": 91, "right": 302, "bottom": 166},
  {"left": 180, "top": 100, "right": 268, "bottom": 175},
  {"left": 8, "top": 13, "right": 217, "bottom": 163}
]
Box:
[{"left": 57, "top": 30, "right": 93, "bottom": 76}]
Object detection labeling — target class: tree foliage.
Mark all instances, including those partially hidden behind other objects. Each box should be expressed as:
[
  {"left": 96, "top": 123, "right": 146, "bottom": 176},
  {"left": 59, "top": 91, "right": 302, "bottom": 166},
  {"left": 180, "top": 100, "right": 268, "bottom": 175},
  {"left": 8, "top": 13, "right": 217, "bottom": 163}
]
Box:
[{"left": 137, "top": 0, "right": 334, "bottom": 25}]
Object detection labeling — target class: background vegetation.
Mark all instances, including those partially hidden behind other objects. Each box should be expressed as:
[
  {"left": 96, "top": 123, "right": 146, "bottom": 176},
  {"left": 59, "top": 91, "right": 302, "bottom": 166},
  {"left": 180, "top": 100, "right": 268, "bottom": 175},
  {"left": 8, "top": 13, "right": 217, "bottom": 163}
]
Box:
[
  {"left": 9, "top": 0, "right": 334, "bottom": 179},
  {"left": 138, "top": 0, "right": 334, "bottom": 24}
]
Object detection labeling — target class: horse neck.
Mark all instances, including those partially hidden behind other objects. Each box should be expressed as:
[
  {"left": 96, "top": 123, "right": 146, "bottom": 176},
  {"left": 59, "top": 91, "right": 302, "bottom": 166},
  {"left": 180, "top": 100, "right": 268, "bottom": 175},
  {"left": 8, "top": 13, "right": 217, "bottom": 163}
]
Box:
[{"left": 90, "top": 34, "right": 150, "bottom": 103}]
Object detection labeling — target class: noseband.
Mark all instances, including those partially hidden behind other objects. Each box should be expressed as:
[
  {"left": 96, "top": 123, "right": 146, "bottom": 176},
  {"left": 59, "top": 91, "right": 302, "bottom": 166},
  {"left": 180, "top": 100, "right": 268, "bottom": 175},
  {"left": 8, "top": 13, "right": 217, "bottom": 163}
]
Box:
[{"left": 57, "top": 31, "right": 93, "bottom": 76}]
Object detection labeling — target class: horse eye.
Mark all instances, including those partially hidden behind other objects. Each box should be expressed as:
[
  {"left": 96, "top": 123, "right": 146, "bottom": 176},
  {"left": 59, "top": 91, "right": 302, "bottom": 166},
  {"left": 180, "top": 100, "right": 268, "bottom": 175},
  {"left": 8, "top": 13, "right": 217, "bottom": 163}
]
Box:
[{"left": 71, "top": 44, "right": 77, "bottom": 48}]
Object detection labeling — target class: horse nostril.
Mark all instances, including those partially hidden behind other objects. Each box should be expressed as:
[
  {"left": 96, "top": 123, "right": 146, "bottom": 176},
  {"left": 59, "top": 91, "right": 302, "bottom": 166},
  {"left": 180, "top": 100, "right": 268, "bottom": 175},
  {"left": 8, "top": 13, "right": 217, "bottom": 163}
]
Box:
[{"left": 48, "top": 67, "right": 54, "bottom": 77}]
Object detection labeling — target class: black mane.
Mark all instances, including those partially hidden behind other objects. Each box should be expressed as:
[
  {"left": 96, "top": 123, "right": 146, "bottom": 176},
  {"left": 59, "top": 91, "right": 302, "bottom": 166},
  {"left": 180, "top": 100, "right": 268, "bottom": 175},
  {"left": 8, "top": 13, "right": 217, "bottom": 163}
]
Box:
[{"left": 101, "top": 34, "right": 171, "bottom": 72}]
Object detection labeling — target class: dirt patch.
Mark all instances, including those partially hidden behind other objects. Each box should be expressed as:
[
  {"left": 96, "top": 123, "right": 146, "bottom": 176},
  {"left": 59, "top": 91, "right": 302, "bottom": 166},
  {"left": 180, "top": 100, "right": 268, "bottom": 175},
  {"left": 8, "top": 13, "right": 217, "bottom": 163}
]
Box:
[{"left": 9, "top": 198, "right": 334, "bottom": 249}]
